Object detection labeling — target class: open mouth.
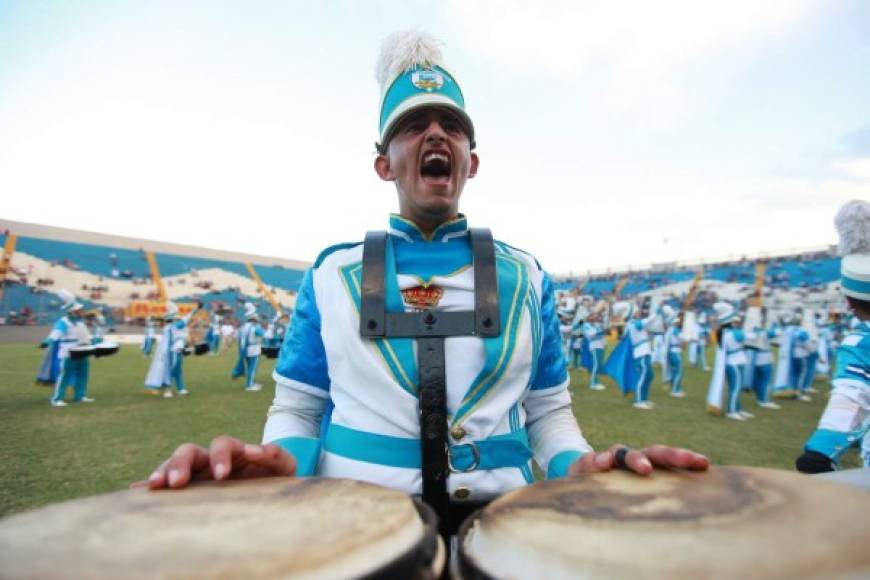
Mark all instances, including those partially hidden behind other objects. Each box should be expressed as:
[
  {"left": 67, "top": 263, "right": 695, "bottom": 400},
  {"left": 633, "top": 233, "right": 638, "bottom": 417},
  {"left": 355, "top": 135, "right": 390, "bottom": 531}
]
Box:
[{"left": 420, "top": 151, "right": 452, "bottom": 183}]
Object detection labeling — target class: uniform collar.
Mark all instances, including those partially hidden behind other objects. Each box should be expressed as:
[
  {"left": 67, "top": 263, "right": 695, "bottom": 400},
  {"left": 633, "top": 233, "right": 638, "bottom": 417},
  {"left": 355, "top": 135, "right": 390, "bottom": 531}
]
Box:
[{"left": 388, "top": 214, "right": 468, "bottom": 243}]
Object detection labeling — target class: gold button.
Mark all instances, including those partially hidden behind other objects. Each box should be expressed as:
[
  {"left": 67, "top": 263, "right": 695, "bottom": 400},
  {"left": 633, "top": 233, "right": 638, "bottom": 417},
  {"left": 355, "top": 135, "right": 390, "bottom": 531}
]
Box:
[
  {"left": 454, "top": 486, "right": 471, "bottom": 499},
  {"left": 450, "top": 425, "right": 467, "bottom": 440}
]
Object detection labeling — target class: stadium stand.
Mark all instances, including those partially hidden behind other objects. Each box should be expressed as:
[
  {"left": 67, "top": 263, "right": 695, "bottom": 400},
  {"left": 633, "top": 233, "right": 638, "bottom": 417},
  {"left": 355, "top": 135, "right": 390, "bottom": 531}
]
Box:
[{"left": 0, "top": 220, "right": 309, "bottom": 326}]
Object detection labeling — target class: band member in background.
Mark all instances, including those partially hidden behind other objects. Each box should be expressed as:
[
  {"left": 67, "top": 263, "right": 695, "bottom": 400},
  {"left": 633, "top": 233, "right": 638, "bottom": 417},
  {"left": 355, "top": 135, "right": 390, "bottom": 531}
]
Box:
[
  {"left": 233, "top": 302, "right": 265, "bottom": 392},
  {"left": 661, "top": 306, "right": 685, "bottom": 398},
  {"left": 141, "top": 316, "right": 156, "bottom": 356},
  {"left": 46, "top": 290, "right": 94, "bottom": 407},
  {"left": 581, "top": 311, "right": 606, "bottom": 390},
  {"left": 797, "top": 200, "right": 870, "bottom": 473},
  {"left": 743, "top": 306, "right": 780, "bottom": 410},
  {"left": 144, "top": 302, "right": 190, "bottom": 398},
  {"left": 603, "top": 301, "right": 658, "bottom": 409},
  {"left": 707, "top": 302, "right": 752, "bottom": 421}
]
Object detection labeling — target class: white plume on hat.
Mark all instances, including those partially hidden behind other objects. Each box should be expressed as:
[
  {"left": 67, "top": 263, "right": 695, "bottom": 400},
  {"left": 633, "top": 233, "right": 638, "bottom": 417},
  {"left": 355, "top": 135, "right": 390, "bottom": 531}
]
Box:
[
  {"left": 244, "top": 302, "right": 258, "bottom": 320},
  {"left": 375, "top": 30, "right": 444, "bottom": 92},
  {"left": 661, "top": 304, "right": 679, "bottom": 324},
  {"left": 835, "top": 200, "right": 870, "bottom": 256},
  {"left": 835, "top": 199, "right": 870, "bottom": 301}
]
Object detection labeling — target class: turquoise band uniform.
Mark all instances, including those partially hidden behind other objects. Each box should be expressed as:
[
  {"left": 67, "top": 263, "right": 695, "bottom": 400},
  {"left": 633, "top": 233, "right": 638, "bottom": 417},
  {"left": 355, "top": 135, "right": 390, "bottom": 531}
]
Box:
[
  {"left": 805, "top": 427, "right": 870, "bottom": 461},
  {"left": 324, "top": 423, "right": 533, "bottom": 471},
  {"left": 547, "top": 449, "right": 586, "bottom": 479},
  {"left": 379, "top": 65, "right": 465, "bottom": 135},
  {"left": 271, "top": 436, "right": 321, "bottom": 476},
  {"left": 842, "top": 275, "right": 870, "bottom": 295}
]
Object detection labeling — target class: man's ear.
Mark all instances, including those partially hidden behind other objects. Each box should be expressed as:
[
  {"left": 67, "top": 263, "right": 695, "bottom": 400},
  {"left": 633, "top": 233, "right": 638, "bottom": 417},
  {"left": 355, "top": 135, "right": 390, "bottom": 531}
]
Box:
[
  {"left": 374, "top": 154, "right": 394, "bottom": 181},
  {"left": 468, "top": 152, "right": 480, "bottom": 179}
]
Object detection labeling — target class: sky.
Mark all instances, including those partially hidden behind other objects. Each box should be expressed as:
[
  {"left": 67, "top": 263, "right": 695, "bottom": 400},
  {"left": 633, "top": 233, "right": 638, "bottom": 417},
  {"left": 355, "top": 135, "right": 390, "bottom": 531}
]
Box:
[{"left": 1, "top": 0, "right": 868, "bottom": 275}]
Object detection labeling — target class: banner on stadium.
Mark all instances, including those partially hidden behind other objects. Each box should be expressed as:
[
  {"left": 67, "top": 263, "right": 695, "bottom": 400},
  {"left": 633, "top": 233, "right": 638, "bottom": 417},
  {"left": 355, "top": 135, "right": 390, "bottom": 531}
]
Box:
[{"left": 126, "top": 301, "right": 198, "bottom": 319}]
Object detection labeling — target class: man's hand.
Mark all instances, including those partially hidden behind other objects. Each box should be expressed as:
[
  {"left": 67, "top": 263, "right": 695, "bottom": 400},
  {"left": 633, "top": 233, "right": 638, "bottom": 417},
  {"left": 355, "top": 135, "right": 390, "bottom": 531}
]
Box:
[
  {"left": 131, "top": 436, "right": 297, "bottom": 490},
  {"left": 568, "top": 444, "right": 709, "bottom": 476}
]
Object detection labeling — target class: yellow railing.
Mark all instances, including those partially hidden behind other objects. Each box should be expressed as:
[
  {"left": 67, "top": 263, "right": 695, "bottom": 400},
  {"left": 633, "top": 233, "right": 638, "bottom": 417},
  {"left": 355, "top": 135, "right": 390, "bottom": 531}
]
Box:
[
  {"left": 245, "top": 263, "right": 282, "bottom": 314},
  {"left": 145, "top": 251, "right": 167, "bottom": 302}
]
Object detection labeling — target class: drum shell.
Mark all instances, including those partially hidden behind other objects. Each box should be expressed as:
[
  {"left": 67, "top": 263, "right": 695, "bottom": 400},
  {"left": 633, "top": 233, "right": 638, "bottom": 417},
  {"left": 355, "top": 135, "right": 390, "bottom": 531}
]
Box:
[
  {"left": 0, "top": 478, "right": 446, "bottom": 580},
  {"left": 193, "top": 343, "right": 210, "bottom": 356},
  {"left": 93, "top": 343, "right": 120, "bottom": 358},
  {"left": 262, "top": 346, "right": 280, "bottom": 359},
  {"left": 68, "top": 346, "right": 95, "bottom": 360}
]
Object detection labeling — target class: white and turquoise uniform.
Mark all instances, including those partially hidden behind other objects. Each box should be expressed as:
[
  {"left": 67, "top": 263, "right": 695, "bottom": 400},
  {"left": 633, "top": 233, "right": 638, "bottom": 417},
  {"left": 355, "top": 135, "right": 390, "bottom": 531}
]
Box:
[
  {"left": 144, "top": 318, "right": 189, "bottom": 393},
  {"left": 234, "top": 320, "right": 265, "bottom": 389},
  {"left": 48, "top": 315, "right": 91, "bottom": 403},
  {"left": 263, "top": 215, "right": 591, "bottom": 501},
  {"left": 582, "top": 321, "right": 605, "bottom": 387},
  {"left": 722, "top": 328, "right": 748, "bottom": 414},
  {"left": 663, "top": 324, "right": 683, "bottom": 395},
  {"left": 142, "top": 319, "right": 155, "bottom": 356},
  {"left": 803, "top": 321, "right": 870, "bottom": 467},
  {"left": 626, "top": 317, "right": 654, "bottom": 403},
  {"left": 745, "top": 327, "right": 775, "bottom": 403}
]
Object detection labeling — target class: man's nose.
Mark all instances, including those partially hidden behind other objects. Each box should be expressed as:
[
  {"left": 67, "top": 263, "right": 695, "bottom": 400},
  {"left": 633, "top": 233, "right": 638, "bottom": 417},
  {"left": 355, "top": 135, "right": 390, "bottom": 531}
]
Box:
[{"left": 423, "top": 120, "right": 447, "bottom": 142}]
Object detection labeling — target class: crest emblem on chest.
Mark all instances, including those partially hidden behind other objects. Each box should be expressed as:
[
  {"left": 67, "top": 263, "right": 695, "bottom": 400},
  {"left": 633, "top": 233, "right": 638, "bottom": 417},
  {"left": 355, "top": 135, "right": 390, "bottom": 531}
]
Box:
[{"left": 401, "top": 285, "right": 444, "bottom": 310}]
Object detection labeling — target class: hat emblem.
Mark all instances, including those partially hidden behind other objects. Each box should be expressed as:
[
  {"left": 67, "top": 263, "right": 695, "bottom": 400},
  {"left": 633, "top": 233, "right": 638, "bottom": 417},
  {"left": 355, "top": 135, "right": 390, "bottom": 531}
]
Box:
[{"left": 411, "top": 68, "right": 444, "bottom": 92}]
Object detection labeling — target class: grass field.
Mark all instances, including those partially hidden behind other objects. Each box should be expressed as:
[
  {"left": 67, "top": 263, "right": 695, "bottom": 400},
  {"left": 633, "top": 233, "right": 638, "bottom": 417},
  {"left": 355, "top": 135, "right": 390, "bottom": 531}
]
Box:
[{"left": 0, "top": 342, "right": 856, "bottom": 517}]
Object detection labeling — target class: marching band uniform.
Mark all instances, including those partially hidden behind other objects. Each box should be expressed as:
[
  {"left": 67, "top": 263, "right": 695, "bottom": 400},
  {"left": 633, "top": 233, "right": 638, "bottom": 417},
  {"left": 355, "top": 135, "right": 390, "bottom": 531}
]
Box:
[
  {"left": 798, "top": 309, "right": 820, "bottom": 396},
  {"left": 706, "top": 302, "right": 752, "bottom": 420},
  {"left": 603, "top": 302, "right": 656, "bottom": 409},
  {"left": 772, "top": 315, "right": 809, "bottom": 399},
  {"left": 233, "top": 303, "right": 265, "bottom": 392},
  {"left": 568, "top": 306, "right": 588, "bottom": 371},
  {"left": 661, "top": 307, "right": 684, "bottom": 398},
  {"left": 742, "top": 307, "right": 779, "bottom": 409},
  {"left": 144, "top": 302, "right": 190, "bottom": 398},
  {"left": 207, "top": 315, "right": 222, "bottom": 355},
  {"left": 261, "top": 32, "right": 592, "bottom": 505},
  {"left": 698, "top": 319, "right": 712, "bottom": 371},
  {"left": 797, "top": 200, "right": 870, "bottom": 472},
  {"left": 141, "top": 317, "right": 156, "bottom": 356},
  {"left": 47, "top": 290, "right": 94, "bottom": 407},
  {"left": 581, "top": 319, "right": 606, "bottom": 390}
]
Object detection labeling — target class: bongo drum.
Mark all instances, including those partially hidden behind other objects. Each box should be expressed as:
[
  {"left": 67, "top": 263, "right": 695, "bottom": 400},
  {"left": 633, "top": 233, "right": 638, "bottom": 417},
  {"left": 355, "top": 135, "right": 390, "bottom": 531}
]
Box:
[
  {"left": 262, "top": 345, "right": 280, "bottom": 359},
  {"left": 0, "top": 477, "right": 444, "bottom": 580},
  {"left": 457, "top": 466, "right": 870, "bottom": 579},
  {"left": 68, "top": 345, "right": 95, "bottom": 359},
  {"left": 93, "top": 342, "right": 120, "bottom": 358}
]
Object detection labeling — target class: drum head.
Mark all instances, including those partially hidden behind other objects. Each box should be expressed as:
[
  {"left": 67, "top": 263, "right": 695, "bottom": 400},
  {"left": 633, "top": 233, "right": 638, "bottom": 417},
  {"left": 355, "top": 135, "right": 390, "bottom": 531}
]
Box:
[
  {"left": 459, "top": 466, "right": 870, "bottom": 580},
  {"left": 0, "top": 478, "right": 433, "bottom": 580}
]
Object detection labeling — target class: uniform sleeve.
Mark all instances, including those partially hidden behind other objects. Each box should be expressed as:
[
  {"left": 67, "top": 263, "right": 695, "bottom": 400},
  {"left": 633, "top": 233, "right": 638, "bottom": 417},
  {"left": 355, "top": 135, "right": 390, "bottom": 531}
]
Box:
[
  {"left": 525, "top": 387, "right": 593, "bottom": 479},
  {"left": 47, "top": 319, "right": 66, "bottom": 342},
  {"left": 265, "top": 267, "right": 331, "bottom": 475},
  {"left": 530, "top": 273, "right": 569, "bottom": 390},
  {"left": 272, "top": 268, "right": 330, "bottom": 393}
]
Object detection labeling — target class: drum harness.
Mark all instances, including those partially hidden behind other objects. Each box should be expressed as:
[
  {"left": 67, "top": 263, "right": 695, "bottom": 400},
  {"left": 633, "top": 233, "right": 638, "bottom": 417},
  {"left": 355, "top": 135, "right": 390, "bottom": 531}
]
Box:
[{"left": 360, "top": 228, "right": 500, "bottom": 538}]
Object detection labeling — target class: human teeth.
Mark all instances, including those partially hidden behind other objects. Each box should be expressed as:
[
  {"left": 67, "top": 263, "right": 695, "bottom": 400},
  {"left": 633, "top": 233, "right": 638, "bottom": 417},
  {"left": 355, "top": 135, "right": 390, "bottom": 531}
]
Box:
[{"left": 424, "top": 153, "right": 448, "bottom": 164}]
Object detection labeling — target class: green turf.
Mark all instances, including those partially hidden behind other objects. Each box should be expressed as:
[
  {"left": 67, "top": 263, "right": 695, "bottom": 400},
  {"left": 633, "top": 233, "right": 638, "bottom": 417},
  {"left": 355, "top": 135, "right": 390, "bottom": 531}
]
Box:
[{"left": 0, "top": 343, "right": 857, "bottom": 517}]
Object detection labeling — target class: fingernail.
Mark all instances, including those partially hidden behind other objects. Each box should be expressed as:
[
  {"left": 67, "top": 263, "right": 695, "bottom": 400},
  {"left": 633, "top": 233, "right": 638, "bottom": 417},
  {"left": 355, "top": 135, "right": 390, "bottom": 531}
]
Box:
[
  {"left": 244, "top": 444, "right": 262, "bottom": 455},
  {"left": 148, "top": 471, "right": 161, "bottom": 482},
  {"left": 168, "top": 469, "right": 180, "bottom": 486},
  {"left": 595, "top": 453, "right": 610, "bottom": 467},
  {"left": 214, "top": 463, "right": 227, "bottom": 480},
  {"left": 640, "top": 457, "right": 652, "bottom": 469}
]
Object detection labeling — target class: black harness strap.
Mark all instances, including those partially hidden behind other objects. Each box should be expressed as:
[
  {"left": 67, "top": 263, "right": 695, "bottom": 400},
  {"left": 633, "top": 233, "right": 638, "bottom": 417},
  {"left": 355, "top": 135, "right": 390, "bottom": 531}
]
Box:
[{"left": 359, "top": 228, "right": 500, "bottom": 537}]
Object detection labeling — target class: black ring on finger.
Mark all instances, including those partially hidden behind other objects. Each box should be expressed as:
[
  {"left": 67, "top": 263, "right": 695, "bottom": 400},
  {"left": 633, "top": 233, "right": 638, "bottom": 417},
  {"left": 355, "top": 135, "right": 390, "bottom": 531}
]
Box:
[{"left": 614, "top": 447, "right": 631, "bottom": 469}]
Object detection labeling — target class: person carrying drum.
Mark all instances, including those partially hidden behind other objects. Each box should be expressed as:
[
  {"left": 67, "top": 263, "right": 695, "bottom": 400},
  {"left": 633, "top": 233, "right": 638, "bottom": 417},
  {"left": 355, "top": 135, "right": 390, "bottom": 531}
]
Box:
[
  {"left": 46, "top": 290, "right": 95, "bottom": 407},
  {"left": 144, "top": 301, "right": 190, "bottom": 398},
  {"left": 232, "top": 302, "right": 265, "bottom": 392},
  {"left": 139, "top": 30, "right": 708, "bottom": 536},
  {"left": 797, "top": 200, "right": 870, "bottom": 473}
]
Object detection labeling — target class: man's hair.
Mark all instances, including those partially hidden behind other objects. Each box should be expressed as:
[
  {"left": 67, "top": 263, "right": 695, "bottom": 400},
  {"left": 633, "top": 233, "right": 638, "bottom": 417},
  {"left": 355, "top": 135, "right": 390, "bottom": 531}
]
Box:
[{"left": 846, "top": 296, "right": 870, "bottom": 320}]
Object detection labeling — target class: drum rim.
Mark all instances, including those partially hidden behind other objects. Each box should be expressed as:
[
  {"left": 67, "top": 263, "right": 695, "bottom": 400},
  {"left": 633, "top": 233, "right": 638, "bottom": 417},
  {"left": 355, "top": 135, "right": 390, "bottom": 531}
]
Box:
[
  {"left": 357, "top": 497, "right": 441, "bottom": 580},
  {"left": 455, "top": 507, "right": 498, "bottom": 580}
]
